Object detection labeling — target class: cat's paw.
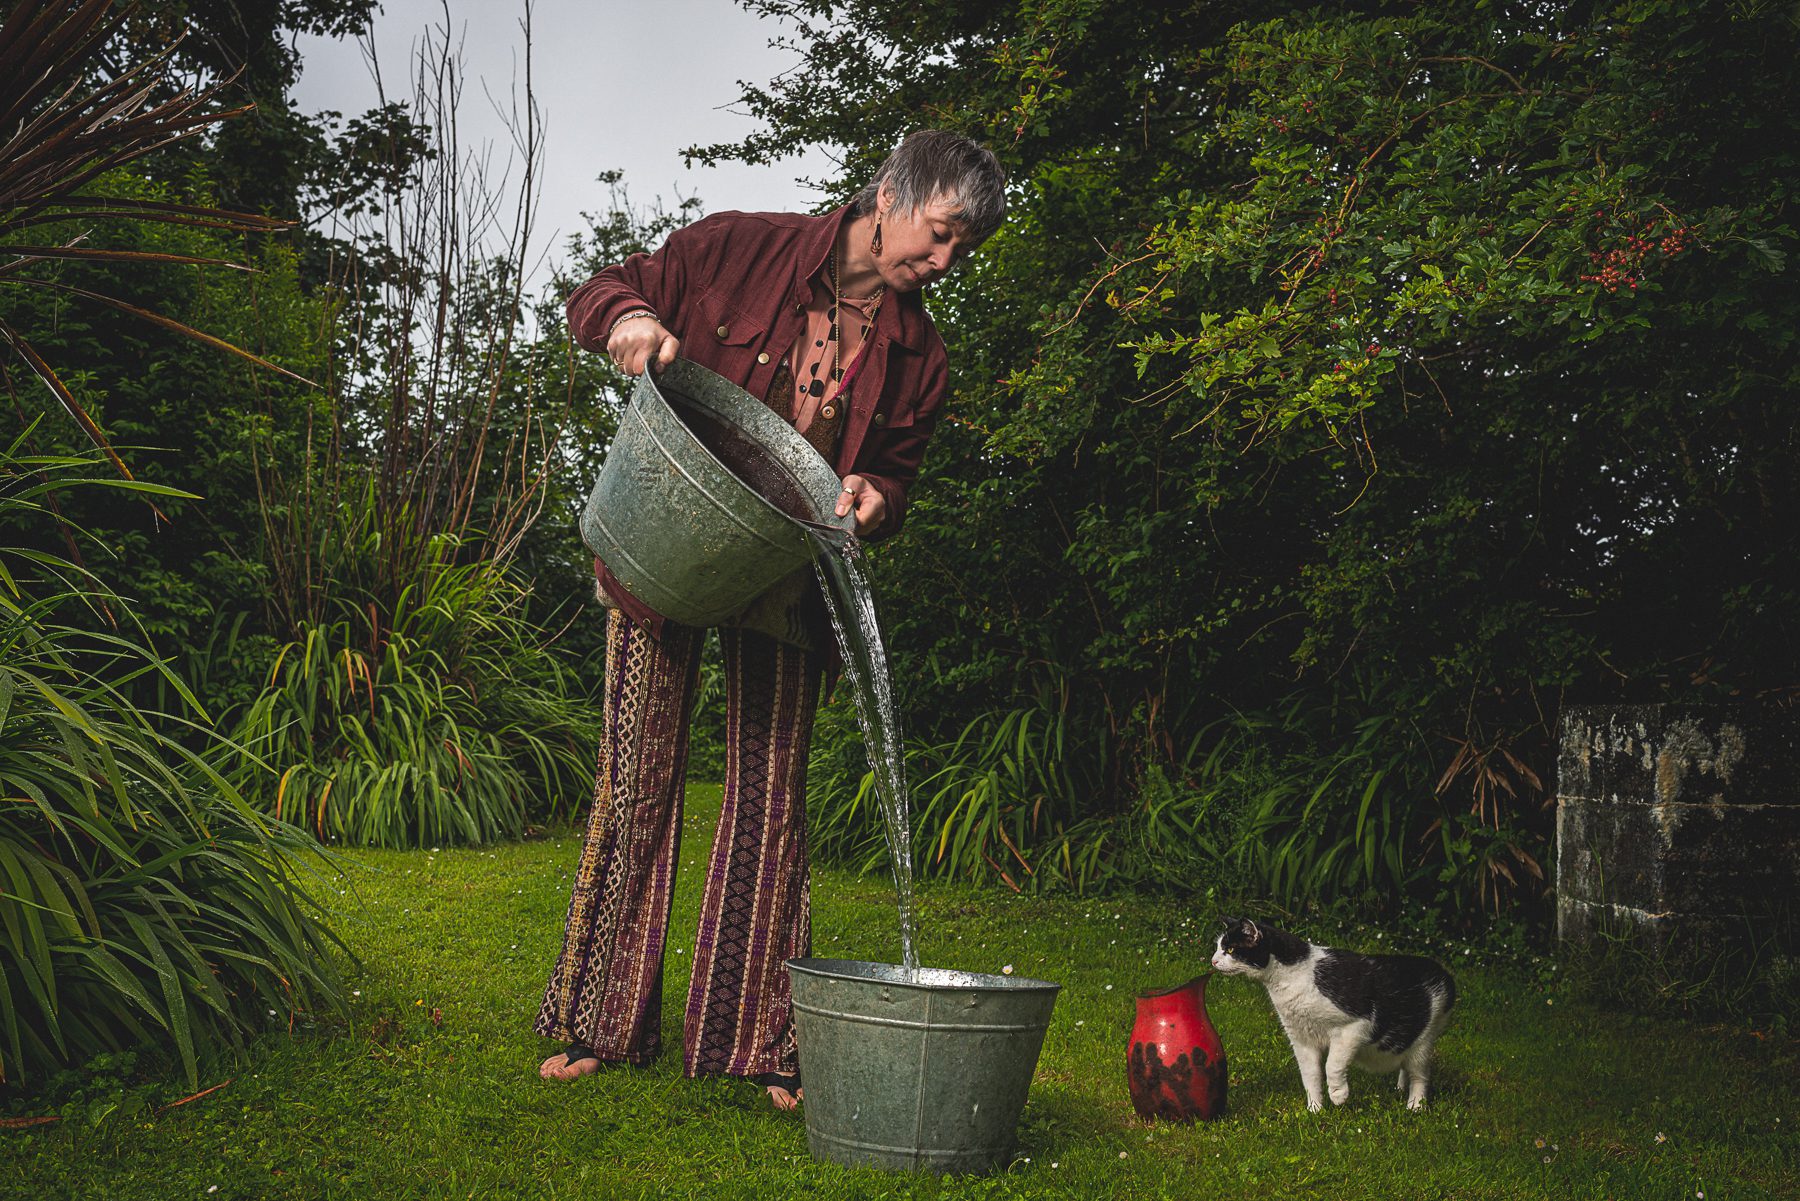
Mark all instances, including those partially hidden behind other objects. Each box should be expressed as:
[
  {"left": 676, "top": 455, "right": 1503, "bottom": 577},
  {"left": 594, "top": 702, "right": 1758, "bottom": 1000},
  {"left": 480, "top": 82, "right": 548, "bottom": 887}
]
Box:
[
  {"left": 1328, "top": 1084, "right": 1350, "bottom": 1105},
  {"left": 1306, "top": 1096, "right": 1324, "bottom": 1113}
]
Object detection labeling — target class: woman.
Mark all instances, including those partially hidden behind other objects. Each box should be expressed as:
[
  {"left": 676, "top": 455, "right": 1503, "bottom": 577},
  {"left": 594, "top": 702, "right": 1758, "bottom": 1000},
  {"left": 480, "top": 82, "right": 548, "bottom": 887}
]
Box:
[{"left": 535, "top": 130, "right": 1005, "bottom": 1110}]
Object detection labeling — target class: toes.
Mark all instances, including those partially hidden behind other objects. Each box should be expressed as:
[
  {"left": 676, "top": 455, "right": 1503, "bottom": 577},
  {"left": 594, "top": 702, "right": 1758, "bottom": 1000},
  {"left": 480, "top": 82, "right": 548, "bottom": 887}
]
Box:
[
  {"left": 766, "top": 1086, "right": 801, "bottom": 1111},
  {"left": 539, "top": 1053, "right": 599, "bottom": 1080}
]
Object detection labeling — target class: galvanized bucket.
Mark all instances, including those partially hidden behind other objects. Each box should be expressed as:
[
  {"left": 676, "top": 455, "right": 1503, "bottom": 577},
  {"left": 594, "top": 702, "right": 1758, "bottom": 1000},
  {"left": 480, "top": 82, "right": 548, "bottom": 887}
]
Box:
[
  {"left": 787, "top": 958, "right": 1061, "bottom": 1175},
  {"left": 580, "top": 358, "right": 851, "bottom": 627}
]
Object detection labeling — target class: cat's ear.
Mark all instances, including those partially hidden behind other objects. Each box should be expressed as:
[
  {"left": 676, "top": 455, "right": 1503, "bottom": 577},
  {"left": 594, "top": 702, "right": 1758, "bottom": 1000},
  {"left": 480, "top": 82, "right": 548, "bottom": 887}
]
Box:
[{"left": 1238, "top": 918, "right": 1262, "bottom": 945}]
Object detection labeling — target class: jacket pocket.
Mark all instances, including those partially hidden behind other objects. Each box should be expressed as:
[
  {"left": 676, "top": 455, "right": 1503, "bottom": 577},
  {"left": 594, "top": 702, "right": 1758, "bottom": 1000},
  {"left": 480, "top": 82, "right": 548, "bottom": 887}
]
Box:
[
  {"left": 872, "top": 373, "right": 919, "bottom": 430},
  {"left": 685, "top": 288, "right": 769, "bottom": 383}
]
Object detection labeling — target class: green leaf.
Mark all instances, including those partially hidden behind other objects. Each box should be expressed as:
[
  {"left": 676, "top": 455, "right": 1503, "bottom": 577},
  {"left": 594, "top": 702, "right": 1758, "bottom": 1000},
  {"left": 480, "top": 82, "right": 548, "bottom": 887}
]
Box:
[{"left": 1745, "top": 237, "right": 1787, "bottom": 273}]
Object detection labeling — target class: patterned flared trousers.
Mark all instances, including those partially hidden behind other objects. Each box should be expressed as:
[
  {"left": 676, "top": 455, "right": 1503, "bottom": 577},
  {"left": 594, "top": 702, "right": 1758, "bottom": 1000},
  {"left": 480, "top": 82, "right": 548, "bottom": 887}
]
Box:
[{"left": 535, "top": 608, "right": 818, "bottom": 1078}]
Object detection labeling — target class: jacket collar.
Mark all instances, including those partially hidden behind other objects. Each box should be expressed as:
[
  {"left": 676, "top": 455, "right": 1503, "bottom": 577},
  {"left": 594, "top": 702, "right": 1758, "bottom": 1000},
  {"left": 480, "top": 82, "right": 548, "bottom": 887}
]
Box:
[{"left": 790, "top": 205, "right": 926, "bottom": 351}]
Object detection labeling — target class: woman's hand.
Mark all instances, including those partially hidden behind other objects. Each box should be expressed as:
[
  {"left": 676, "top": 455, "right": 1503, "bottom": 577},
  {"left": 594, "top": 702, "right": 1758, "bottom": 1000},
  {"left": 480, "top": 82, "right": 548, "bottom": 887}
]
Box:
[
  {"left": 835, "top": 474, "right": 885, "bottom": 535},
  {"left": 607, "top": 314, "right": 680, "bottom": 375}
]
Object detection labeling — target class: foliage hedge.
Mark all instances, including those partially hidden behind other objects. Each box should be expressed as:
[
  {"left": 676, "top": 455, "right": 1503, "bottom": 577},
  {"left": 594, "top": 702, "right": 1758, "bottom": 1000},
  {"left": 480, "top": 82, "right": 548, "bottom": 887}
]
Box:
[{"left": 718, "top": 0, "right": 1799, "bottom": 914}]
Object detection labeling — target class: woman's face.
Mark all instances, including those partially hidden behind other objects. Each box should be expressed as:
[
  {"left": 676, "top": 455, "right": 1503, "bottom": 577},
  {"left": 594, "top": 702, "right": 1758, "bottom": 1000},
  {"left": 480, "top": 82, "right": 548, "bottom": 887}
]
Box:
[{"left": 874, "top": 187, "right": 974, "bottom": 292}]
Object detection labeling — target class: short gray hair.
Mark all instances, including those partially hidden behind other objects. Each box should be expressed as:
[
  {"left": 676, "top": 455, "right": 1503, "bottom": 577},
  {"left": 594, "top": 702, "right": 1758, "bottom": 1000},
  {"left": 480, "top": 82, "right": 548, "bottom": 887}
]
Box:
[{"left": 851, "top": 130, "right": 1007, "bottom": 246}]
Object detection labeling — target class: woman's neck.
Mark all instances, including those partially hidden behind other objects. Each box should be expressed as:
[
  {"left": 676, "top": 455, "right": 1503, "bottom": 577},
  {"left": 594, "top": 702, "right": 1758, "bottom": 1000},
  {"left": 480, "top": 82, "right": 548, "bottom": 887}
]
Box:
[{"left": 835, "top": 210, "right": 884, "bottom": 298}]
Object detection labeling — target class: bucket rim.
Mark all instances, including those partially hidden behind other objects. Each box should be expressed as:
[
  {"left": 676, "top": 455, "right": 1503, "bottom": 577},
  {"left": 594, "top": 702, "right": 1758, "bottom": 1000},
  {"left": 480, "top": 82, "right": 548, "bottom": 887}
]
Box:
[
  {"left": 647, "top": 358, "right": 854, "bottom": 541},
  {"left": 787, "top": 956, "right": 1061, "bottom": 995},
  {"left": 644, "top": 362, "right": 828, "bottom": 531}
]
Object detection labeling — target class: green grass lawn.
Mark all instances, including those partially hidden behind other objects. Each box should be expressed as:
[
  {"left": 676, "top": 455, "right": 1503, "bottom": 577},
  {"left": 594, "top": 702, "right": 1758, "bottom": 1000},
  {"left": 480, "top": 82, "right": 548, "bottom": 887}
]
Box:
[{"left": 6, "top": 783, "right": 1795, "bottom": 1199}]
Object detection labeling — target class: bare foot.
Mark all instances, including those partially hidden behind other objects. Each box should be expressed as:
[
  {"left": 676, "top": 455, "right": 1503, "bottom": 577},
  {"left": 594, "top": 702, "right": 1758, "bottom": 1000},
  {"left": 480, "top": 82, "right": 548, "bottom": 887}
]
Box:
[
  {"left": 756, "top": 1072, "right": 803, "bottom": 1111},
  {"left": 539, "top": 1044, "right": 604, "bottom": 1080}
]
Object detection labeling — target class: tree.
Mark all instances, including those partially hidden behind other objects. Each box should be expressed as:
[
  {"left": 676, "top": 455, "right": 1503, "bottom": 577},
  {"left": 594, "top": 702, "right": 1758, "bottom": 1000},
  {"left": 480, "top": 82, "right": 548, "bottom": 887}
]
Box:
[
  {"left": 119, "top": 0, "right": 382, "bottom": 221},
  {"left": 706, "top": 0, "right": 1799, "bottom": 909},
  {"left": 1, "top": 0, "right": 337, "bottom": 677}
]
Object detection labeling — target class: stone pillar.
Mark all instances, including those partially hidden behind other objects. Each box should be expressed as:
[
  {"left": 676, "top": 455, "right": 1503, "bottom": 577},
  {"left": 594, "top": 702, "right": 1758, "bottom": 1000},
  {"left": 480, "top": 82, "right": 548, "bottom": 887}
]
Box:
[{"left": 1556, "top": 704, "right": 1799, "bottom": 962}]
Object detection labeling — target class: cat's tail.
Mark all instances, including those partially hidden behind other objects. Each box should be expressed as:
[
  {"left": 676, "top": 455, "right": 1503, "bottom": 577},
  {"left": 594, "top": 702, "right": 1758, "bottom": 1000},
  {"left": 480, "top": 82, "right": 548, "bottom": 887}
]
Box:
[{"left": 1434, "top": 966, "right": 1458, "bottom": 1014}]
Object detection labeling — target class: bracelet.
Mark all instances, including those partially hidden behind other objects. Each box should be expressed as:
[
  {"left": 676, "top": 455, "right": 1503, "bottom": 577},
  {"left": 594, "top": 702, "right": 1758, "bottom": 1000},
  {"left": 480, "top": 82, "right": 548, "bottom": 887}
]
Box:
[{"left": 607, "top": 309, "right": 657, "bottom": 339}]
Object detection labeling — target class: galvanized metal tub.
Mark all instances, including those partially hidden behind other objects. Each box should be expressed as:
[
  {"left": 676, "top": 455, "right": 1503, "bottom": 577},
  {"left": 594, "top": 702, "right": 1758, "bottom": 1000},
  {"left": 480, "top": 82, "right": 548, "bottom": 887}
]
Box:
[
  {"left": 580, "top": 358, "right": 849, "bottom": 627},
  {"left": 787, "top": 958, "right": 1061, "bottom": 1175}
]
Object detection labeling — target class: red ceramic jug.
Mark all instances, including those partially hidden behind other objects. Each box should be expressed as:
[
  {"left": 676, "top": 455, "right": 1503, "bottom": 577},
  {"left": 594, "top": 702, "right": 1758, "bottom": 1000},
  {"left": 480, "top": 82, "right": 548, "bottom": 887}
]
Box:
[{"left": 1127, "top": 974, "right": 1227, "bottom": 1121}]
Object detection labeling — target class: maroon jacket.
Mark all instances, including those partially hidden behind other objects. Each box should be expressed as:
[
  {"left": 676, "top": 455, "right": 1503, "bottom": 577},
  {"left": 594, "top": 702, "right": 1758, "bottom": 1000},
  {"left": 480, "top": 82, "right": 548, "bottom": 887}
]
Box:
[{"left": 568, "top": 206, "right": 950, "bottom": 634}]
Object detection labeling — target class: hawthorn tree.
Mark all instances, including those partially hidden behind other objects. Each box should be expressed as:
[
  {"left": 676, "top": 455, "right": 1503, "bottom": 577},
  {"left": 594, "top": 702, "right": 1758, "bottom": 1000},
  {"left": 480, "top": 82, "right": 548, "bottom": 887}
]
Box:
[{"left": 705, "top": 0, "right": 1798, "bottom": 906}]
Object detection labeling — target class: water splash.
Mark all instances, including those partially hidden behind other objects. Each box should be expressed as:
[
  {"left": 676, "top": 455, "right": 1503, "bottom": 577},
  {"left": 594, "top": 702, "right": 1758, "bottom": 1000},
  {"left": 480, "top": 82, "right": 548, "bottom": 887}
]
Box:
[{"left": 811, "top": 533, "right": 918, "bottom": 972}]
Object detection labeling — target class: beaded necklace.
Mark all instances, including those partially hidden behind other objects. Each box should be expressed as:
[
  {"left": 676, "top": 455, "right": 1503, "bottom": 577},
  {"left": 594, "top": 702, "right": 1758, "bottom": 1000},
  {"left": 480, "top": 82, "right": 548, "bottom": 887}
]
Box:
[{"left": 798, "top": 253, "right": 884, "bottom": 421}]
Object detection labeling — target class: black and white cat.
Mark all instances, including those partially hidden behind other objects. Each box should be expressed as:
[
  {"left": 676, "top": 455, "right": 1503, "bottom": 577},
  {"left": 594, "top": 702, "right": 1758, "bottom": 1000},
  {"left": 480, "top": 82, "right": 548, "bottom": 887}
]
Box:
[{"left": 1211, "top": 917, "right": 1456, "bottom": 1111}]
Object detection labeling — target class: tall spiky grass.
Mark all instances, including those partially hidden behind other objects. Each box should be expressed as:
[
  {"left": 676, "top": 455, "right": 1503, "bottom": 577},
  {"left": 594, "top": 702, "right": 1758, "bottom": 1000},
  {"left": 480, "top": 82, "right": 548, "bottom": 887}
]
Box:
[
  {"left": 808, "top": 687, "right": 1100, "bottom": 891},
  {"left": 1109, "top": 696, "right": 1429, "bottom": 906},
  {"left": 809, "top": 677, "right": 1509, "bottom": 912},
  {"left": 260, "top": 4, "right": 554, "bottom": 644},
  {"left": 228, "top": 484, "right": 596, "bottom": 849},
  {"left": 0, "top": 437, "right": 347, "bottom": 1089}
]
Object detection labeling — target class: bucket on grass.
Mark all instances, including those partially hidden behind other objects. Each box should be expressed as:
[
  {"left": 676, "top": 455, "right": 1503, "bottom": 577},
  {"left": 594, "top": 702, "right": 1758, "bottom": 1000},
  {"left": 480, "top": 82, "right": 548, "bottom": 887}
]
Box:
[{"left": 786, "top": 958, "right": 1060, "bottom": 1175}]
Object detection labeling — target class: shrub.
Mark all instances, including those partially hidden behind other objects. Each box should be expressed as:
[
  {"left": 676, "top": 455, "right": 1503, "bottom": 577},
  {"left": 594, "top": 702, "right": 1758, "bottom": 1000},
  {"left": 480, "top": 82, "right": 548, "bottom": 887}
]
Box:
[
  {"left": 228, "top": 489, "right": 597, "bottom": 848},
  {"left": 0, "top": 442, "right": 347, "bottom": 1088},
  {"left": 810, "top": 673, "right": 1537, "bottom": 920}
]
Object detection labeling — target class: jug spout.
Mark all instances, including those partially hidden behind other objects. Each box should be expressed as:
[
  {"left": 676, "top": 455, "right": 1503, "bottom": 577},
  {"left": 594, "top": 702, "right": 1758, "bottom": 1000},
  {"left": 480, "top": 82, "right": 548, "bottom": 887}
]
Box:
[{"left": 1127, "top": 974, "right": 1228, "bottom": 1122}]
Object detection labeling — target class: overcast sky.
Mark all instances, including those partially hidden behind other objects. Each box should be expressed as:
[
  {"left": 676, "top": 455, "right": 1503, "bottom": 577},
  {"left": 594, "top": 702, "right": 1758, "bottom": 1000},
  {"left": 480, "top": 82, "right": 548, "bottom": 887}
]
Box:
[{"left": 291, "top": 0, "right": 841, "bottom": 277}]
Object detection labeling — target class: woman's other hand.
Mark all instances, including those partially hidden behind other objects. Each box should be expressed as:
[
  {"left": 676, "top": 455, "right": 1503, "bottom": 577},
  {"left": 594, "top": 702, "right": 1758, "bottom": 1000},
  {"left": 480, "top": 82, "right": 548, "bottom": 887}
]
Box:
[
  {"left": 835, "top": 474, "right": 886, "bottom": 536},
  {"left": 608, "top": 315, "right": 680, "bottom": 375}
]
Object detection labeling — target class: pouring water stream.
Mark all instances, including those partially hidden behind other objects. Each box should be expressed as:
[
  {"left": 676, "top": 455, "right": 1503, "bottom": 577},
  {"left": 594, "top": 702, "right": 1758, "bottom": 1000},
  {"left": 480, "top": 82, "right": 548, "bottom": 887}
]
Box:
[{"left": 808, "top": 530, "right": 919, "bottom": 973}]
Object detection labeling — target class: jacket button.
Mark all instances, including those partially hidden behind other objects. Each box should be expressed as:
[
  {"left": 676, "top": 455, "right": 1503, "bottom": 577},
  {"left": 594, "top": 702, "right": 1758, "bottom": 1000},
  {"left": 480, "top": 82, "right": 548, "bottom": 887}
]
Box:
[
  {"left": 757, "top": 352, "right": 770, "bottom": 364},
  {"left": 794, "top": 302, "right": 805, "bottom": 314},
  {"left": 716, "top": 324, "right": 730, "bottom": 339},
  {"left": 873, "top": 412, "right": 887, "bottom": 426},
  {"left": 820, "top": 404, "right": 836, "bottom": 419}
]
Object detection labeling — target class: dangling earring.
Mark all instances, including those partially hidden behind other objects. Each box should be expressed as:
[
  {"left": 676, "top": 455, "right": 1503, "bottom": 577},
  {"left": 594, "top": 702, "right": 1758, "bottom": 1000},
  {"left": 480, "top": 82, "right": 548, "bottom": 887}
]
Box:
[{"left": 871, "top": 217, "right": 883, "bottom": 257}]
